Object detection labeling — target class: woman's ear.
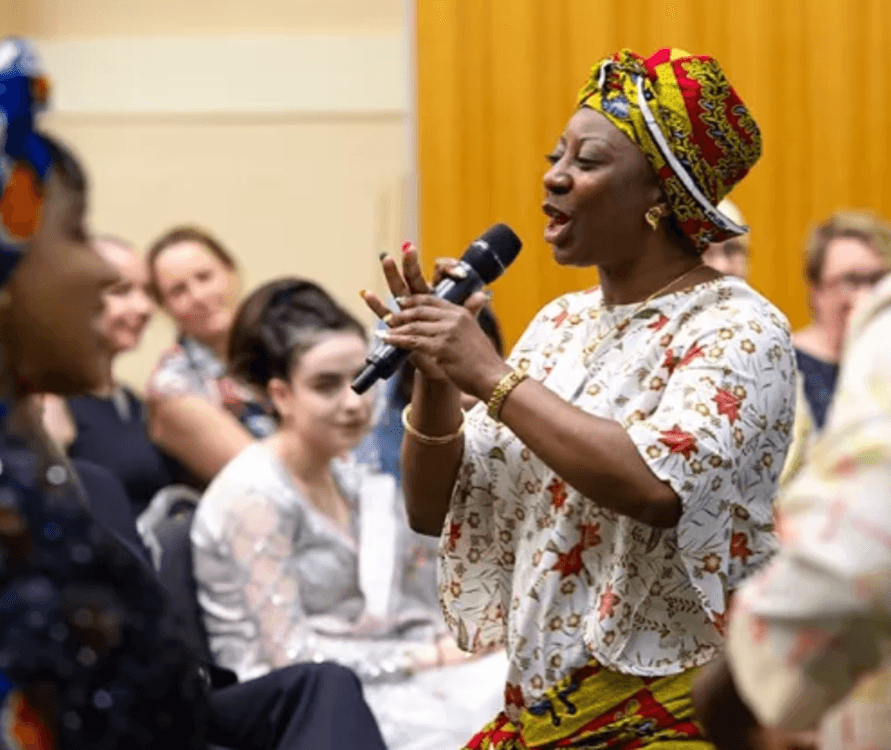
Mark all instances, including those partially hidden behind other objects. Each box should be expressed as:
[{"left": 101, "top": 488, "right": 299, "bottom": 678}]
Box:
[
  {"left": 267, "top": 377, "right": 293, "bottom": 422},
  {"left": 649, "top": 183, "right": 671, "bottom": 220}
]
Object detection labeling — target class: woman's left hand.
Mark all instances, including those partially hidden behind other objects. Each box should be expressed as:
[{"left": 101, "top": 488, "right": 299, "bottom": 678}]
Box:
[{"left": 381, "top": 293, "right": 508, "bottom": 400}]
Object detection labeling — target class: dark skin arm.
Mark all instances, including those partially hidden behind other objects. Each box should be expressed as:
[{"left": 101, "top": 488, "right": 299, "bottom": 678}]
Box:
[
  {"left": 363, "top": 248, "right": 681, "bottom": 535},
  {"left": 692, "top": 655, "right": 819, "bottom": 750},
  {"left": 692, "top": 655, "right": 769, "bottom": 750}
]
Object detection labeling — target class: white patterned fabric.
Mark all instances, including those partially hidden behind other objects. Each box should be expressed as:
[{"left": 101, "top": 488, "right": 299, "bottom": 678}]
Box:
[
  {"left": 727, "top": 273, "right": 891, "bottom": 748},
  {"left": 438, "top": 276, "right": 796, "bottom": 720}
]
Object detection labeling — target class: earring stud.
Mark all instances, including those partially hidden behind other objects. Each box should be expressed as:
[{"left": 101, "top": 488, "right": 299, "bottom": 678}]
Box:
[{"left": 645, "top": 207, "right": 661, "bottom": 230}]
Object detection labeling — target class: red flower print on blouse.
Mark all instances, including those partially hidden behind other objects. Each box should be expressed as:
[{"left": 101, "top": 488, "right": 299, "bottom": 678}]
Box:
[
  {"left": 581, "top": 523, "right": 602, "bottom": 548},
  {"left": 546, "top": 478, "right": 568, "bottom": 510},
  {"left": 551, "top": 523, "right": 601, "bottom": 579},
  {"left": 597, "top": 582, "right": 621, "bottom": 621},
  {"left": 679, "top": 342, "right": 705, "bottom": 368},
  {"left": 710, "top": 610, "right": 727, "bottom": 636},
  {"left": 659, "top": 426, "right": 699, "bottom": 460},
  {"left": 504, "top": 683, "right": 525, "bottom": 709},
  {"left": 649, "top": 313, "right": 670, "bottom": 331},
  {"left": 713, "top": 389, "right": 742, "bottom": 423},
  {"left": 551, "top": 309, "right": 569, "bottom": 328},
  {"left": 663, "top": 348, "right": 679, "bottom": 376},
  {"left": 730, "top": 532, "right": 752, "bottom": 563},
  {"left": 445, "top": 521, "right": 462, "bottom": 552}
]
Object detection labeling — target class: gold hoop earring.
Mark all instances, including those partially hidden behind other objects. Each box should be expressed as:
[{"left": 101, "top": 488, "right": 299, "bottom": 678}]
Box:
[{"left": 645, "top": 207, "right": 661, "bottom": 231}]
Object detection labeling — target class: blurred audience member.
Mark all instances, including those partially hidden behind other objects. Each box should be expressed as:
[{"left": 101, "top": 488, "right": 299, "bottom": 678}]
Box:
[
  {"left": 192, "top": 278, "right": 507, "bottom": 750},
  {"left": 702, "top": 199, "right": 750, "bottom": 278},
  {"left": 694, "top": 272, "right": 891, "bottom": 750},
  {"left": 781, "top": 211, "right": 891, "bottom": 486},
  {"left": 42, "top": 235, "right": 176, "bottom": 517},
  {"left": 793, "top": 211, "right": 891, "bottom": 429},
  {"left": 145, "top": 227, "right": 274, "bottom": 485}
]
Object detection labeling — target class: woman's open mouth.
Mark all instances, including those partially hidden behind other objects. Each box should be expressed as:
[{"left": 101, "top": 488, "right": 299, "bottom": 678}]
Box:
[{"left": 543, "top": 203, "right": 573, "bottom": 246}]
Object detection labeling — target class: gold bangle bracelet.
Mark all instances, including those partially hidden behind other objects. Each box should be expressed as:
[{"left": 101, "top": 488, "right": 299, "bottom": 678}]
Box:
[
  {"left": 401, "top": 404, "right": 465, "bottom": 445},
  {"left": 487, "top": 369, "right": 528, "bottom": 422}
]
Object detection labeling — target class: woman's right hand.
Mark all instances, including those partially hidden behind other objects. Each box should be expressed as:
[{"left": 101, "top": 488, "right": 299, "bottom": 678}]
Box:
[{"left": 360, "top": 244, "right": 484, "bottom": 384}]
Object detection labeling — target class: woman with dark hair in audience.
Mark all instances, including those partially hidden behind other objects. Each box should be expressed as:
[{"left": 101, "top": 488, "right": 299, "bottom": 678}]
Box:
[
  {"left": 145, "top": 226, "right": 275, "bottom": 486},
  {"left": 0, "top": 37, "right": 387, "bottom": 750},
  {"left": 192, "top": 277, "right": 507, "bottom": 750},
  {"left": 42, "top": 235, "right": 176, "bottom": 517}
]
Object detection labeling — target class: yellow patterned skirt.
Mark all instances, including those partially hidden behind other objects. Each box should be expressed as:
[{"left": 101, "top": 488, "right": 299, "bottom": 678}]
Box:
[{"left": 462, "top": 661, "right": 714, "bottom": 749}]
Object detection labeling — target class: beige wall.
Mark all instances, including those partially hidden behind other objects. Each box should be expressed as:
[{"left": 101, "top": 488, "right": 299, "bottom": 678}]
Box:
[
  {"left": 13, "top": 0, "right": 410, "bottom": 392},
  {"left": 17, "top": 0, "right": 403, "bottom": 36}
]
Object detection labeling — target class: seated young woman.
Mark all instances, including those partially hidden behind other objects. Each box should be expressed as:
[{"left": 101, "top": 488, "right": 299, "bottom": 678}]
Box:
[{"left": 191, "top": 277, "right": 507, "bottom": 750}]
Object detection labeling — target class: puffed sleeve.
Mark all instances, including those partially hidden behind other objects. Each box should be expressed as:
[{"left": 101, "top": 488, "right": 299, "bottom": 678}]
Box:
[{"left": 625, "top": 311, "right": 796, "bottom": 627}]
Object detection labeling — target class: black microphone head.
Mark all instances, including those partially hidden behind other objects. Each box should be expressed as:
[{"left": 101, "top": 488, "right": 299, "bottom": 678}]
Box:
[{"left": 461, "top": 223, "right": 522, "bottom": 284}]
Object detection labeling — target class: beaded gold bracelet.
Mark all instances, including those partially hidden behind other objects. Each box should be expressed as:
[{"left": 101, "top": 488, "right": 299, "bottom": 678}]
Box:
[
  {"left": 487, "top": 369, "right": 528, "bottom": 422},
  {"left": 401, "top": 404, "right": 465, "bottom": 445}
]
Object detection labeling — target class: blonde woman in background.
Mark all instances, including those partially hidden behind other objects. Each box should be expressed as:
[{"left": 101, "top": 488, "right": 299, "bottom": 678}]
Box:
[{"left": 145, "top": 227, "right": 276, "bottom": 487}]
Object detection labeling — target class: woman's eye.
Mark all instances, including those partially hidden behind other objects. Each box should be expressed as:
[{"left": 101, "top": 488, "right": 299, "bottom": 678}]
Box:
[
  {"left": 575, "top": 157, "right": 600, "bottom": 169},
  {"left": 545, "top": 152, "right": 563, "bottom": 165},
  {"left": 314, "top": 380, "right": 342, "bottom": 395}
]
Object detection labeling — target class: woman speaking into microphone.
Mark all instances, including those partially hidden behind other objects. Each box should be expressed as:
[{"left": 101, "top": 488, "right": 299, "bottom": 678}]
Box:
[{"left": 362, "top": 48, "right": 796, "bottom": 748}]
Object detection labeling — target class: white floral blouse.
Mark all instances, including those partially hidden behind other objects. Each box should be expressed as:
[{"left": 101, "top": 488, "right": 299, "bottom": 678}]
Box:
[{"left": 439, "top": 276, "right": 796, "bottom": 719}]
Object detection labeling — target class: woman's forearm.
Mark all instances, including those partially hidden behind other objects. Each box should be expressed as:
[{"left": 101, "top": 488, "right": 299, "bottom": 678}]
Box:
[
  {"left": 498, "top": 377, "right": 681, "bottom": 527},
  {"left": 401, "top": 376, "right": 465, "bottom": 535}
]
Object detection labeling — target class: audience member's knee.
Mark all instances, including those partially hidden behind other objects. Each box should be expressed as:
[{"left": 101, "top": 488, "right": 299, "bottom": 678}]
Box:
[{"left": 307, "top": 661, "right": 363, "bottom": 691}]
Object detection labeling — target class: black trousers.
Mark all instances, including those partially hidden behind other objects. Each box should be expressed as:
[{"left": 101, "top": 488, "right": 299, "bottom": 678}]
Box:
[{"left": 206, "top": 663, "right": 388, "bottom": 750}]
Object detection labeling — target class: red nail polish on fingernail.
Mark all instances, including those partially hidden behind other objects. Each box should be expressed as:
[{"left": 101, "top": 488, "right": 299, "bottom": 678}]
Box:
[{"left": 401, "top": 241, "right": 413, "bottom": 253}]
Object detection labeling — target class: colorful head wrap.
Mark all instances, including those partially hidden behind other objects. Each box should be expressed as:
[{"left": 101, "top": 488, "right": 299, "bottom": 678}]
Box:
[
  {"left": 577, "top": 49, "right": 761, "bottom": 250},
  {"left": 0, "top": 38, "right": 52, "bottom": 286}
]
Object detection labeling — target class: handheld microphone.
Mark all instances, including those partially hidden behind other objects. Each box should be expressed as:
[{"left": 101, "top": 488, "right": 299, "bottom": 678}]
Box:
[{"left": 352, "top": 223, "right": 522, "bottom": 394}]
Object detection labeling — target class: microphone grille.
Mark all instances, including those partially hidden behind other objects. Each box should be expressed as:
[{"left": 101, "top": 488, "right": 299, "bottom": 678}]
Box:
[{"left": 464, "top": 223, "right": 522, "bottom": 284}]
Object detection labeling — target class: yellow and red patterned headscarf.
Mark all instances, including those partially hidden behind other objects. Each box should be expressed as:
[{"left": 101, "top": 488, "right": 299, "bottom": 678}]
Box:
[{"left": 578, "top": 49, "right": 761, "bottom": 250}]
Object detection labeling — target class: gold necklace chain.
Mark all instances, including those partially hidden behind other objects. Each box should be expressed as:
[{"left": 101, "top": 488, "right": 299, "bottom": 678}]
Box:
[{"left": 583, "top": 264, "right": 705, "bottom": 358}]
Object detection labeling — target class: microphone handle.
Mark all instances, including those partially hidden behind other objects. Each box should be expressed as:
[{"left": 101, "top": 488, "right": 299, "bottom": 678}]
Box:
[{"left": 351, "top": 267, "right": 485, "bottom": 394}]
